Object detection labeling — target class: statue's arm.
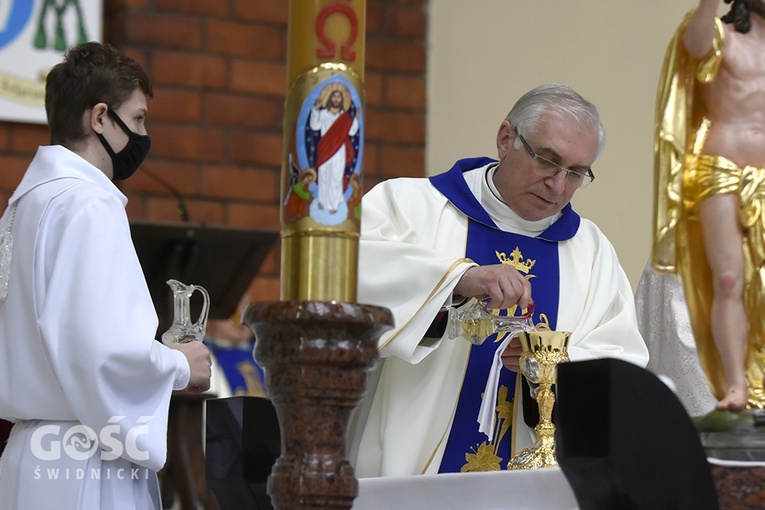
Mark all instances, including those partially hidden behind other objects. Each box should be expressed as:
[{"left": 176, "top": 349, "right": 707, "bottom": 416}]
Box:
[{"left": 685, "top": 0, "right": 721, "bottom": 58}]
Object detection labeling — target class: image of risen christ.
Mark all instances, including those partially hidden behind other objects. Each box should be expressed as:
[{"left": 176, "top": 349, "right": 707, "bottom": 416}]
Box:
[{"left": 309, "top": 88, "right": 359, "bottom": 214}]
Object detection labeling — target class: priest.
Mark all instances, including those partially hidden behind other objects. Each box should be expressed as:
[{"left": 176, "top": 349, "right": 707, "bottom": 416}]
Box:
[{"left": 350, "top": 84, "right": 649, "bottom": 477}]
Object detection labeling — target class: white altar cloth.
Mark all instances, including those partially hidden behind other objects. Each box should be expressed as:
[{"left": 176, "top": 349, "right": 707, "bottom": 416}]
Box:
[{"left": 355, "top": 467, "right": 579, "bottom": 509}]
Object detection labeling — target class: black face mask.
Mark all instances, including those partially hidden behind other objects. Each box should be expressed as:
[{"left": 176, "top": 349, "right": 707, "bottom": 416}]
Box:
[{"left": 96, "top": 107, "right": 151, "bottom": 181}]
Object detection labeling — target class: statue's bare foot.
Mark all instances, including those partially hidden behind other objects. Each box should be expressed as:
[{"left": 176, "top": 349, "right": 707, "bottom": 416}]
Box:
[{"left": 716, "top": 386, "right": 748, "bottom": 410}]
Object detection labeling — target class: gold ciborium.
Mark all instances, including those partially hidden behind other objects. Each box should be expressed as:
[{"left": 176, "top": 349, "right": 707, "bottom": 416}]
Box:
[{"left": 509, "top": 330, "right": 570, "bottom": 470}]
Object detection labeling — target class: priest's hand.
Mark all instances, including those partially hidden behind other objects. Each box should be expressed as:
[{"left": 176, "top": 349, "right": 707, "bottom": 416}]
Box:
[
  {"left": 454, "top": 264, "right": 532, "bottom": 310},
  {"left": 171, "top": 341, "right": 212, "bottom": 392},
  {"left": 500, "top": 336, "right": 522, "bottom": 372}
]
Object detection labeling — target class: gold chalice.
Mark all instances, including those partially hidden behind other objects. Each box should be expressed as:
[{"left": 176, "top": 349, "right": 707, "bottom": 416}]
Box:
[{"left": 509, "top": 330, "right": 570, "bottom": 470}]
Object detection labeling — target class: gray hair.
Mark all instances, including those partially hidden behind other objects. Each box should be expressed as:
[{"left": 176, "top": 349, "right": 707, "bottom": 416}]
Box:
[{"left": 506, "top": 84, "right": 606, "bottom": 160}]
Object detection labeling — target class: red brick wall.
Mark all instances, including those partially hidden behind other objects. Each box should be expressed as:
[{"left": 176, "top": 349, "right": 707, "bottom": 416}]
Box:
[{"left": 0, "top": 0, "right": 427, "bottom": 303}]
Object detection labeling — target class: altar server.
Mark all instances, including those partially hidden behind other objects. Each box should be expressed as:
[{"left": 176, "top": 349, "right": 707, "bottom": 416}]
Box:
[{"left": 0, "top": 42, "right": 211, "bottom": 509}]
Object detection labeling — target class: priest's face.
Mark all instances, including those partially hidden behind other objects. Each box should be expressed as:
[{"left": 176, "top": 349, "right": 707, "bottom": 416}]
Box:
[{"left": 493, "top": 114, "right": 599, "bottom": 222}]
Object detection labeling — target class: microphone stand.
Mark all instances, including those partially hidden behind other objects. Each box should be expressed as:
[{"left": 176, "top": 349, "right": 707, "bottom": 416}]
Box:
[{"left": 140, "top": 166, "right": 191, "bottom": 222}]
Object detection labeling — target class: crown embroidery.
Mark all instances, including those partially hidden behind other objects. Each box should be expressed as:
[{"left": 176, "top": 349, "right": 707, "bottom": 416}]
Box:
[{"left": 496, "top": 247, "right": 536, "bottom": 275}]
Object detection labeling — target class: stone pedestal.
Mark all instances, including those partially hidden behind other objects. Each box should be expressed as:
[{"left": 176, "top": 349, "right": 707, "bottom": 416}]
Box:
[
  {"left": 697, "top": 411, "right": 765, "bottom": 508},
  {"left": 243, "top": 301, "right": 392, "bottom": 510},
  {"left": 711, "top": 464, "right": 765, "bottom": 509}
]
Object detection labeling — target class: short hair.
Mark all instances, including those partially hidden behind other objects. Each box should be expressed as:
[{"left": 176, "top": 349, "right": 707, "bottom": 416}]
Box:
[
  {"left": 506, "top": 84, "right": 606, "bottom": 161},
  {"left": 45, "top": 42, "right": 153, "bottom": 147}
]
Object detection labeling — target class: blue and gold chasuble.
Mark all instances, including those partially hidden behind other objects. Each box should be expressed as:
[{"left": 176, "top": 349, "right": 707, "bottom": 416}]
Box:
[{"left": 430, "top": 158, "right": 580, "bottom": 473}]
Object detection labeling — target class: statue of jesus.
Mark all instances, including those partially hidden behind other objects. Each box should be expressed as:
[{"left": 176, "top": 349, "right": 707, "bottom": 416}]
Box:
[{"left": 653, "top": 0, "right": 765, "bottom": 410}]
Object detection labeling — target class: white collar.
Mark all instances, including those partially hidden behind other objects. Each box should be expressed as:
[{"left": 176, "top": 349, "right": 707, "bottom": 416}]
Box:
[
  {"left": 463, "top": 163, "right": 559, "bottom": 235},
  {"left": 9, "top": 145, "right": 126, "bottom": 207}
]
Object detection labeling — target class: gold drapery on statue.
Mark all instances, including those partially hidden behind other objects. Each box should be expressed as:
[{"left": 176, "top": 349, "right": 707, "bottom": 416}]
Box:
[{"left": 652, "top": 11, "right": 765, "bottom": 407}]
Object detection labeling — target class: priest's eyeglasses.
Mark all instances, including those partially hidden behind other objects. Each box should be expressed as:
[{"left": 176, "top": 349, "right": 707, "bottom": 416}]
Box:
[{"left": 514, "top": 127, "right": 595, "bottom": 189}]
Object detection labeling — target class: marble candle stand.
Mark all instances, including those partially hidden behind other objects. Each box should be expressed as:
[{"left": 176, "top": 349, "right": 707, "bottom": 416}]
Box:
[{"left": 244, "top": 301, "right": 392, "bottom": 510}]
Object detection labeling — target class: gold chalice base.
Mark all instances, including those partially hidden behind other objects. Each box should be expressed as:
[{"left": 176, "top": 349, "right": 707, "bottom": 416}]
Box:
[{"left": 508, "top": 423, "right": 558, "bottom": 470}]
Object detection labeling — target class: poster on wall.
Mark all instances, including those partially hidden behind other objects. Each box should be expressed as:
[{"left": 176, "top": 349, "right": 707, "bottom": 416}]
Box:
[{"left": 0, "top": 0, "right": 103, "bottom": 125}]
